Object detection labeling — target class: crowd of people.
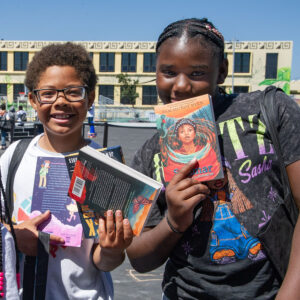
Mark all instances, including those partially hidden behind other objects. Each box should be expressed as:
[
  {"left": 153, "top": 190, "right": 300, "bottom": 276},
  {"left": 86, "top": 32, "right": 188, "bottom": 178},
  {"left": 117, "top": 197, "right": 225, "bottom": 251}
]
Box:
[{"left": 0, "top": 17, "right": 299, "bottom": 300}]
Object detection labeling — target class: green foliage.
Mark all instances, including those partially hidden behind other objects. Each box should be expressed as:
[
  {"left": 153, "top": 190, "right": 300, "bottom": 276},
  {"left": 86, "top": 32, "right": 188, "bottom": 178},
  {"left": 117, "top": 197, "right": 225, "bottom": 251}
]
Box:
[
  {"left": 258, "top": 67, "right": 291, "bottom": 95},
  {"left": 277, "top": 68, "right": 290, "bottom": 82},
  {"left": 259, "top": 79, "right": 277, "bottom": 86},
  {"left": 282, "top": 82, "right": 290, "bottom": 94},
  {"left": 116, "top": 73, "right": 139, "bottom": 107}
]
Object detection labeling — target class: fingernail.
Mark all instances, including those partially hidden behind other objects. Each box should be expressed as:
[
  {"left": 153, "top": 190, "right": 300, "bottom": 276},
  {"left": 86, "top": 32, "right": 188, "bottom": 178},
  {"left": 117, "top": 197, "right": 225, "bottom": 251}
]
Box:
[
  {"left": 190, "top": 158, "right": 197, "bottom": 164},
  {"left": 123, "top": 219, "right": 129, "bottom": 225},
  {"left": 107, "top": 210, "right": 113, "bottom": 216},
  {"left": 116, "top": 210, "right": 122, "bottom": 216}
]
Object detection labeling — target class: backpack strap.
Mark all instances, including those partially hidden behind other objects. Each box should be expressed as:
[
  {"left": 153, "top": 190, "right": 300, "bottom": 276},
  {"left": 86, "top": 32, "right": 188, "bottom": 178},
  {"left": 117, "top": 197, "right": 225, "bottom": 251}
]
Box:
[
  {"left": 5, "top": 138, "right": 50, "bottom": 299},
  {"left": 5, "top": 139, "right": 32, "bottom": 218},
  {"left": 259, "top": 86, "right": 298, "bottom": 225},
  {"left": 258, "top": 86, "right": 299, "bottom": 280}
]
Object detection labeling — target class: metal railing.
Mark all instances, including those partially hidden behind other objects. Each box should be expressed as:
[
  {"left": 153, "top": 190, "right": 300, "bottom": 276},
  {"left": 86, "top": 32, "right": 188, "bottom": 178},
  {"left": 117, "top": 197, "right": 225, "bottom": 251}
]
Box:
[{"left": 10, "top": 121, "right": 156, "bottom": 148}]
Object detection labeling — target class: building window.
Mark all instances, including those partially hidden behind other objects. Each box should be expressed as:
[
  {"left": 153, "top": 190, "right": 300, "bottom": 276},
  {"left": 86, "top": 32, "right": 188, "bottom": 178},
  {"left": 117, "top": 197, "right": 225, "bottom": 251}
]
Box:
[
  {"left": 234, "top": 53, "right": 250, "bottom": 73},
  {"left": 100, "top": 53, "right": 115, "bottom": 72},
  {"left": 143, "top": 53, "right": 156, "bottom": 72},
  {"left": 234, "top": 86, "right": 249, "bottom": 93},
  {"left": 121, "top": 53, "right": 137, "bottom": 72},
  {"left": 13, "top": 84, "right": 24, "bottom": 101},
  {"left": 14, "top": 52, "right": 29, "bottom": 71},
  {"left": 120, "top": 86, "right": 136, "bottom": 105},
  {"left": 0, "top": 52, "right": 7, "bottom": 71},
  {"left": 0, "top": 84, "right": 7, "bottom": 99},
  {"left": 99, "top": 85, "right": 114, "bottom": 104},
  {"left": 265, "top": 53, "right": 278, "bottom": 79},
  {"left": 142, "top": 86, "right": 157, "bottom": 105},
  {"left": 89, "top": 52, "right": 94, "bottom": 60}
]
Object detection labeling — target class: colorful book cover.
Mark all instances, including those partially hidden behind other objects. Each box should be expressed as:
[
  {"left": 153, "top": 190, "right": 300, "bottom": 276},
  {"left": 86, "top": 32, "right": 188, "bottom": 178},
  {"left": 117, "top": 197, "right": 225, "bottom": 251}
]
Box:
[
  {"left": 31, "top": 157, "right": 83, "bottom": 247},
  {"left": 67, "top": 145, "right": 125, "bottom": 239},
  {"left": 68, "top": 146, "right": 162, "bottom": 236},
  {"left": 154, "top": 94, "right": 223, "bottom": 184}
]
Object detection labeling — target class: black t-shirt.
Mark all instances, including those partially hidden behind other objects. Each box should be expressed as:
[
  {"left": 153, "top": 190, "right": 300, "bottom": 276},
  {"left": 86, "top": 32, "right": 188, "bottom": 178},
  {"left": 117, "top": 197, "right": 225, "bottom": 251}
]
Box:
[{"left": 131, "top": 90, "right": 300, "bottom": 299}]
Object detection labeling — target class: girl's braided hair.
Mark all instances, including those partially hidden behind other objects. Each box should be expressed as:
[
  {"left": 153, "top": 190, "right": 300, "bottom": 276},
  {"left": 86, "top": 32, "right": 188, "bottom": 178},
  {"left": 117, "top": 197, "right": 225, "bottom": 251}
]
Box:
[{"left": 156, "top": 18, "right": 225, "bottom": 62}]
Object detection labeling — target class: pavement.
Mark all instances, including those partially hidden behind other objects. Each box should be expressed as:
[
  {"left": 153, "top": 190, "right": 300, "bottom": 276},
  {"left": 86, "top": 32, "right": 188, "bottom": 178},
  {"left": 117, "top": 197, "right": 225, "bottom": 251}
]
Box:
[{"left": 0, "top": 125, "right": 165, "bottom": 300}]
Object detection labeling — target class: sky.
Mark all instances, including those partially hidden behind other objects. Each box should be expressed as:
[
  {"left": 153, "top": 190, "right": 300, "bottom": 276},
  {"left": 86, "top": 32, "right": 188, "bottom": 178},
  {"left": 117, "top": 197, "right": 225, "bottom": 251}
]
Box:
[{"left": 1, "top": 0, "right": 300, "bottom": 79}]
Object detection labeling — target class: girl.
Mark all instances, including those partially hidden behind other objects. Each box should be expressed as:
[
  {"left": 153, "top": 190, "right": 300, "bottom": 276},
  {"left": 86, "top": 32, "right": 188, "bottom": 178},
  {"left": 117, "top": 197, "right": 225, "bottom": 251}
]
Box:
[
  {"left": 0, "top": 42, "right": 133, "bottom": 299},
  {"left": 127, "top": 18, "right": 300, "bottom": 299}
]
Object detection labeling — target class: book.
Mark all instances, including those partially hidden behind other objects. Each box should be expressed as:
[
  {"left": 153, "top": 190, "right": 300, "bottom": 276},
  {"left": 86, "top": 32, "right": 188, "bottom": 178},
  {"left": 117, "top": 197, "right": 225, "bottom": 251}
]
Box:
[
  {"left": 31, "top": 157, "right": 83, "bottom": 247},
  {"left": 154, "top": 94, "right": 223, "bottom": 184},
  {"left": 68, "top": 145, "right": 163, "bottom": 236},
  {"left": 67, "top": 145, "right": 125, "bottom": 239},
  {"left": 30, "top": 145, "right": 125, "bottom": 246}
]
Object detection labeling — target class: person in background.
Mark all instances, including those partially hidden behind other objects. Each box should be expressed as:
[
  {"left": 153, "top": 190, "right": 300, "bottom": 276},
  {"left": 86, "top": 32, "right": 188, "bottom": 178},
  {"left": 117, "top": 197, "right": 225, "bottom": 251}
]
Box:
[
  {"left": 0, "top": 104, "right": 8, "bottom": 150},
  {"left": 16, "top": 105, "right": 27, "bottom": 126},
  {"left": 8, "top": 106, "right": 16, "bottom": 143},
  {"left": 87, "top": 103, "right": 96, "bottom": 138},
  {"left": 127, "top": 18, "right": 300, "bottom": 299}
]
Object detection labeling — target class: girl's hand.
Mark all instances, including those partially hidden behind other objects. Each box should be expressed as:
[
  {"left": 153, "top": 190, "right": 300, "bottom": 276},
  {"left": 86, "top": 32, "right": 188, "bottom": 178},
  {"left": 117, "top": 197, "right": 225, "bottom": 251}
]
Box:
[
  {"left": 166, "top": 159, "right": 210, "bottom": 233},
  {"left": 14, "top": 210, "right": 65, "bottom": 256},
  {"left": 93, "top": 210, "right": 133, "bottom": 271}
]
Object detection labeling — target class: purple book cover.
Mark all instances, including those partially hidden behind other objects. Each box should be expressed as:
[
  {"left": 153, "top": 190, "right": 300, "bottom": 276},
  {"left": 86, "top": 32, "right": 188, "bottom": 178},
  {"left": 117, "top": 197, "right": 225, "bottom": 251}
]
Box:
[{"left": 31, "top": 157, "right": 82, "bottom": 247}]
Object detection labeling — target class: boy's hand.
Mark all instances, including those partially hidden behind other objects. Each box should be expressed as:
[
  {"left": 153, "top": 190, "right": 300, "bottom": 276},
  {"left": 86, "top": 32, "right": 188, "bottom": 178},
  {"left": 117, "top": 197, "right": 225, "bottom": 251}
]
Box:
[
  {"left": 99, "top": 210, "right": 133, "bottom": 253},
  {"left": 166, "top": 159, "right": 210, "bottom": 233},
  {"left": 93, "top": 210, "right": 133, "bottom": 271},
  {"left": 14, "top": 210, "right": 65, "bottom": 256}
]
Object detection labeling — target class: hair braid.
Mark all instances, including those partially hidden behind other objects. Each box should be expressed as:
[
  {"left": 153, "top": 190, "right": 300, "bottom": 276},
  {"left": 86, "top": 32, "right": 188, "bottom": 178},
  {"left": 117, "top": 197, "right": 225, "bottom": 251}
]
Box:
[{"left": 156, "top": 18, "right": 225, "bottom": 62}]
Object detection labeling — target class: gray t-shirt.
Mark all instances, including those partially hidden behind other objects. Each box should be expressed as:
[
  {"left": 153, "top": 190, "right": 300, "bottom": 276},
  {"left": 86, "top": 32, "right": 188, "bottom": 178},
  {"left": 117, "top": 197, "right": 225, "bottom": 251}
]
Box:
[{"left": 131, "top": 90, "right": 300, "bottom": 299}]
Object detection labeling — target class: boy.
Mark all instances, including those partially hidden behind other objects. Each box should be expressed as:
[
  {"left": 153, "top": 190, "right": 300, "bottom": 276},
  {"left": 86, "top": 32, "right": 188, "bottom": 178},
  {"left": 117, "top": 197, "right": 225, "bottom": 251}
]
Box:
[{"left": 0, "top": 42, "right": 132, "bottom": 299}]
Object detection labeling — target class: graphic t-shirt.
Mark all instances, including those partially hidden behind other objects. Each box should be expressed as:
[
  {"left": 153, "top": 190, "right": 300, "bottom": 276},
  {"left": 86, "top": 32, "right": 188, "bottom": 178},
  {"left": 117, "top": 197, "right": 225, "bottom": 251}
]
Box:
[
  {"left": 0, "top": 135, "right": 113, "bottom": 300},
  {"left": 131, "top": 90, "right": 300, "bottom": 299}
]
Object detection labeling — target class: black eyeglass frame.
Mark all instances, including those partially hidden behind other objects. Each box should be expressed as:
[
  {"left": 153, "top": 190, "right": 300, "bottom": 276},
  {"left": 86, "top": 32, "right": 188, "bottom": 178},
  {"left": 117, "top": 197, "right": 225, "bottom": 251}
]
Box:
[{"left": 33, "top": 85, "right": 88, "bottom": 104}]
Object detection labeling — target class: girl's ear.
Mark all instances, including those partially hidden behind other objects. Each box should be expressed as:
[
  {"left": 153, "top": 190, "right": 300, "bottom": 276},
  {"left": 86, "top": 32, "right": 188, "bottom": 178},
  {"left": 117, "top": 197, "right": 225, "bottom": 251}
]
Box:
[
  {"left": 28, "top": 92, "right": 38, "bottom": 111},
  {"left": 217, "top": 58, "right": 228, "bottom": 84},
  {"left": 87, "top": 90, "right": 95, "bottom": 109}
]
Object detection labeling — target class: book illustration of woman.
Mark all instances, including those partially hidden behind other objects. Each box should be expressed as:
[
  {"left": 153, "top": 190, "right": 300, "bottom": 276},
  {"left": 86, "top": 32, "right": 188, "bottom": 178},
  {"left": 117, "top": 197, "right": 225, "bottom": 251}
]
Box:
[
  {"left": 206, "top": 168, "right": 265, "bottom": 264},
  {"left": 161, "top": 118, "right": 220, "bottom": 182},
  {"left": 66, "top": 199, "right": 78, "bottom": 222},
  {"left": 39, "top": 160, "right": 51, "bottom": 188}
]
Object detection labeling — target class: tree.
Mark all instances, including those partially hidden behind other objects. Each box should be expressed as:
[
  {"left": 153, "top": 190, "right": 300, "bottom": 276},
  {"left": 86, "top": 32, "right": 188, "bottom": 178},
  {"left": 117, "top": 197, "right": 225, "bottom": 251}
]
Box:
[{"left": 117, "top": 73, "right": 139, "bottom": 107}]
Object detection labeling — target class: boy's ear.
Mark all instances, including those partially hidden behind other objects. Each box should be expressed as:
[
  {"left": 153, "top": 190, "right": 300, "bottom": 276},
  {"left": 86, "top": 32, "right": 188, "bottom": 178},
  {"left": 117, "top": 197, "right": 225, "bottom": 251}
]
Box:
[
  {"left": 217, "top": 58, "right": 228, "bottom": 84},
  {"left": 28, "top": 92, "right": 38, "bottom": 110},
  {"left": 87, "top": 90, "right": 95, "bottom": 108}
]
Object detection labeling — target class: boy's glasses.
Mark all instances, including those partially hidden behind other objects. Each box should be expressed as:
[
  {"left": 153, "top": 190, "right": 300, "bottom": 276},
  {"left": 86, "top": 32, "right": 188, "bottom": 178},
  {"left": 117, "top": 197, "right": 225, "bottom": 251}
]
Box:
[{"left": 33, "top": 86, "right": 88, "bottom": 104}]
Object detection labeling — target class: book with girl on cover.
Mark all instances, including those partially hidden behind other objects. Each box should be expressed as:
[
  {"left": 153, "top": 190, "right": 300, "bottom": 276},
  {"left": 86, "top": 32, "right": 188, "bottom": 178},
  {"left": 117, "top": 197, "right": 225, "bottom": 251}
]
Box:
[
  {"left": 68, "top": 146, "right": 163, "bottom": 236},
  {"left": 155, "top": 94, "right": 223, "bottom": 184}
]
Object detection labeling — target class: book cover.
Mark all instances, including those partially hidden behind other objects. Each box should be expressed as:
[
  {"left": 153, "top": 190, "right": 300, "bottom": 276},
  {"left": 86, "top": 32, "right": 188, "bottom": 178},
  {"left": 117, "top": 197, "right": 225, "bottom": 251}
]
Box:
[
  {"left": 68, "top": 146, "right": 163, "bottom": 236},
  {"left": 155, "top": 94, "right": 223, "bottom": 184},
  {"left": 31, "top": 157, "right": 83, "bottom": 247},
  {"left": 67, "top": 145, "right": 125, "bottom": 239}
]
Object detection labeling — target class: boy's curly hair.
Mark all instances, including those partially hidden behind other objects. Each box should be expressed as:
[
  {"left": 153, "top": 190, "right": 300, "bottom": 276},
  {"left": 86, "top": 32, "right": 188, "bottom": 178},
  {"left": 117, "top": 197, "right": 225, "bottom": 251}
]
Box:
[{"left": 25, "top": 42, "right": 97, "bottom": 93}]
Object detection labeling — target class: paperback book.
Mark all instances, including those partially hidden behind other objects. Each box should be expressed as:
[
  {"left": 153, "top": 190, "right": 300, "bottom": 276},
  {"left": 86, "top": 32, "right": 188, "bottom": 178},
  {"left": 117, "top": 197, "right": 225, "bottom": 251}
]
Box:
[
  {"left": 155, "top": 94, "right": 223, "bottom": 184},
  {"left": 68, "top": 146, "right": 163, "bottom": 236},
  {"left": 31, "top": 156, "right": 83, "bottom": 247},
  {"left": 67, "top": 145, "right": 125, "bottom": 239}
]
